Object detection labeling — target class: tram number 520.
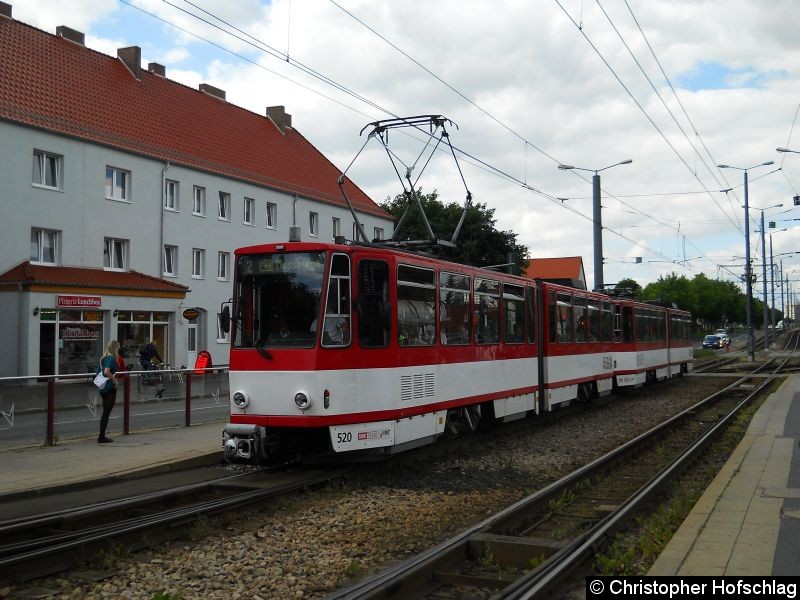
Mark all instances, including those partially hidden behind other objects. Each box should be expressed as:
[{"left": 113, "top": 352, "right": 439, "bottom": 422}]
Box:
[{"left": 337, "top": 432, "right": 352, "bottom": 444}]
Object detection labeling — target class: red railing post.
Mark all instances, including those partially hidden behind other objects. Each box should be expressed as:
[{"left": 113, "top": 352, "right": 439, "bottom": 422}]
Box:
[
  {"left": 123, "top": 373, "right": 131, "bottom": 435},
  {"left": 46, "top": 378, "right": 55, "bottom": 446},
  {"left": 185, "top": 372, "right": 192, "bottom": 427}
]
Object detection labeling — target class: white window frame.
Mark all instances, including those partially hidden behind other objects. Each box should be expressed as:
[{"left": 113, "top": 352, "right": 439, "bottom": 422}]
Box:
[
  {"left": 164, "top": 179, "right": 179, "bottom": 211},
  {"left": 163, "top": 245, "right": 178, "bottom": 277},
  {"left": 332, "top": 217, "right": 341, "bottom": 240},
  {"left": 103, "top": 237, "right": 128, "bottom": 271},
  {"left": 309, "top": 211, "right": 319, "bottom": 237},
  {"left": 353, "top": 222, "right": 360, "bottom": 241},
  {"left": 243, "top": 197, "right": 255, "bottom": 225},
  {"left": 30, "top": 228, "right": 58, "bottom": 265},
  {"left": 192, "top": 248, "right": 205, "bottom": 279},
  {"left": 217, "top": 313, "right": 231, "bottom": 343},
  {"left": 105, "top": 166, "right": 131, "bottom": 202},
  {"left": 217, "top": 251, "right": 229, "bottom": 281},
  {"left": 266, "top": 202, "right": 277, "bottom": 229},
  {"left": 374, "top": 227, "right": 384, "bottom": 241},
  {"left": 193, "top": 186, "right": 206, "bottom": 216},
  {"left": 32, "top": 150, "right": 62, "bottom": 190},
  {"left": 218, "top": 192, "right": 230, "bottom": 221}
]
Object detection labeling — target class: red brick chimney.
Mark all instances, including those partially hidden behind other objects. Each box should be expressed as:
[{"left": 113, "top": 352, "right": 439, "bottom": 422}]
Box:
[
  {"left": 117, "top": 46, "right": 142, "bottom": 80},
  {"left": 56, "top": 25, "right": 85, "bottom": 46},
  {"left": 267, "top": 105, "right": 292, "bottom": 134},
  {"left": 199, "top": 83, "right": 226, "bottom": 101}
]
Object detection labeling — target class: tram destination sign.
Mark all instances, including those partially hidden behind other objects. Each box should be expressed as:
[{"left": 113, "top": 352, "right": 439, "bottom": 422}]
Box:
[{"left": 57, "top": 295, "right": 102, "bottom": 308}]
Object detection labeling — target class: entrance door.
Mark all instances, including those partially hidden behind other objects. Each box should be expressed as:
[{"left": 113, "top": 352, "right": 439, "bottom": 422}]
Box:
[
  {"left": 187, "top": 321, "right": 197, "bottom": 368},
  {"left": 39, "top": 323, "right": 56, "bottom": 376}
]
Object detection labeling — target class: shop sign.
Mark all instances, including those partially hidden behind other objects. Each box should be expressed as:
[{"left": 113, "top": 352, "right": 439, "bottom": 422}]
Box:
[
  {"left": 61, "top": 325, "right": 101, "bottom": 340},
  {"left": 183, "top": 308, "right": 200, "bottom": 320},
  {"left": 57, "top": 295, "right": 102, "bottom": 309}
]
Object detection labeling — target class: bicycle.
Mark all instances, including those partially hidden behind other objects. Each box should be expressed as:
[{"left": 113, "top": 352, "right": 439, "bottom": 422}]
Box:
[{"left": 137, "top": 361, "right": 165, "bottom": 398}]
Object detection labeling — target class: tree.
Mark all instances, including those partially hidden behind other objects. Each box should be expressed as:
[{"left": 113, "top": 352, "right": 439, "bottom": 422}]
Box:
[
  {"left": 380, "top": 190, "right": 529, "bottom": 273},
  {"left": 614, "top": 278, "right": 642, "bottom": 298}
]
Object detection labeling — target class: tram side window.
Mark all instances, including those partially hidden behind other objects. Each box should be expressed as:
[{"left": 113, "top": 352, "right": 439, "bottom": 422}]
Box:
[
  {"left": 397, "top": 265, "right": 435, "bottom": 346},
  {"left": 588, "top": 301, "right": 602, "bottom": 342},
  {"left": 601, "top": 302, "right": 612, "bottom": 342},
  {"left": 526, "top": 286, "right": 536, "bottom": 343},
  {"left": 635, "top": 310, "right": 647, "bottom": 342},
  {"left": 574, "top": 296, "right": 588, "bottom": 342},
  {"left": 440, "top": 272, "right": 471, "bottom": 345},
  {"left": 622, "top": 306, "right": 633, "bottom": 343},
  {"left": 556, "top": 293, "right": 573, "bottom": 343},
  {"left": 475, "top": 278, "right": 500, "bottom": 344},
  {"left": 357, "top": 260, "right": 390, "bottom": 348},
  {"left": 320, "top": 253, "right": 351, "bottom": 347},
  {"left": 503, "top": 283, "right": 525, "bottom": 343}
]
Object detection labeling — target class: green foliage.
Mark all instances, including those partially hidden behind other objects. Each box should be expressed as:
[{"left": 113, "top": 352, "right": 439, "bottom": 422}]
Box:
[
  {"left": 153, "top": 593, "right": 182, "bottom": 600},
  {"left": 380, "top": 190, "right": 529, "bottom": 273}
]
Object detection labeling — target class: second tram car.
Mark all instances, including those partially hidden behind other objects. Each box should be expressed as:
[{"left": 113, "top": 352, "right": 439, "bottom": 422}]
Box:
[{"left": 222, "top": 240, "right": 693, "bottom": 463}]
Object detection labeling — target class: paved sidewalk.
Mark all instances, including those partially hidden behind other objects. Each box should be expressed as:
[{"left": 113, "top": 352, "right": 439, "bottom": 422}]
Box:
[
  {"left": 0, "top": 421, "right": 225, "bottom": 500},
  {"left": 649, "top": 374, "right": 800, "bottom": 576}
]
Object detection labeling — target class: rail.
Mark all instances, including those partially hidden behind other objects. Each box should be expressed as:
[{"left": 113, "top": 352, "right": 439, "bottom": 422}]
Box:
[{"left": 0, "top": 366, "right": 230, "bottom": 448}]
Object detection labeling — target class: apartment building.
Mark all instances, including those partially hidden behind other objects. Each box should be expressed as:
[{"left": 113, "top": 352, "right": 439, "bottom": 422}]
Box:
[{"left": 0, "top": 3, "right": 393, "bottom": 377}]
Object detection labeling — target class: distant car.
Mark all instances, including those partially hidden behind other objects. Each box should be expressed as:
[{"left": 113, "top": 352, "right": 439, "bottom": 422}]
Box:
[
  {"left": 703, "top": 334, "right": 723, "bottom": 349},
  {"left": 715, "top": 329, "right": 728, "bottom": 341}
]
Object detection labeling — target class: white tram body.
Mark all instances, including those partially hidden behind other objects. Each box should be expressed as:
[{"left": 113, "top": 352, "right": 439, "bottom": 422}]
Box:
[{"left": 223, "top": 241, "right": 693, "bottom": 463}]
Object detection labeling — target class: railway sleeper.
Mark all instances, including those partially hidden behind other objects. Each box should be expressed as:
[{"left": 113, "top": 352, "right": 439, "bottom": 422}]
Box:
[{"left": 466, "top": 532, "right": 565, "bottom": 571}]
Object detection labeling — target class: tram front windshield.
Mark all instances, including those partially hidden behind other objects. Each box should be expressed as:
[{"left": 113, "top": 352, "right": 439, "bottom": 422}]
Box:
[{"left": 233, "top": 252, "right": 325, "bottom": 349}]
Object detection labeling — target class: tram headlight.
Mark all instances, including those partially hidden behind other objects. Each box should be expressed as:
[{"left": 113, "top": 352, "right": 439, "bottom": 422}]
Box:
[
  {"left": 232, "top": 390, "right": 249, "bottom": 409},
  {"left": 294, "top": 391, "right": 312, "bottom": 410}
]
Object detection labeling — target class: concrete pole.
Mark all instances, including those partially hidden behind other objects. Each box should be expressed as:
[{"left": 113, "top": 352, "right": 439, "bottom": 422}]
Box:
[
  {"left": 592, "top": 173, "right": 603, "bottom": 292},
  {"left": 761, "top": 210, "right": 768, "bottom": 349},
  {"left": 743, "top": 170, "right": 755, "bottom": 362},
  {"left": 770, "top": 235, "right": 776, "bottom": 333}
]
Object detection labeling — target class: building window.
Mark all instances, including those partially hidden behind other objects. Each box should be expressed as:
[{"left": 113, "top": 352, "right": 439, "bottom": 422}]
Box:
[
  {"left": 218, "top": 251, "right": 229, "bottom": 280},
  {"left": 309, "top": 211, "right": 319, "bottom": 237},
  {"left": 218, "top": 192, "right": 230, "bottom": 221},
  {"left": 30, "top": 228, "right": 58, "bottom": 264},
  {"left": 266, "top": 202, "right": 277, "bottom": 229},
  {"left": 332, "top": 217, "right": 341, "bottom": 239},
  {"left": 353, "top": 222, "right": 360, "bottom": 241},
  {"left": 32, "top": 150, "right": 62, "bottom": 190},
  {"left": 163, "top": 245, "right": 177, "bottom": 276},
  {"left": 105, "top": 166, "right": 130, "bottom": 202},
  {"left": 217, "top": 312, "right": 231, "bottom": 343},
  {"left": 164, "top": 179, "right": 179, "bottom": 211},
  {"left": 103, "top": 237, "right": 128, "bottom": 271},
  {"left": 374, "top": 227, "right": 384, "bottom": 241},
  {"left": 192, "top": 248, "right": 205, "bottom": 279},
  {"left": 243, "top": 197, "right": 255, "bottom": 225},
  {"left": 193, "top": 186, "right": 206, "bottom": 216}
]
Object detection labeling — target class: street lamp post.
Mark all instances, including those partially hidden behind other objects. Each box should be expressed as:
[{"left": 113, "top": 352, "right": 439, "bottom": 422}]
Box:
[
  {"left": 752, "top": 204, "right": 783, "bottom": 348},
  {"left": 557, "top": 159, "right": 633, "bottom": 291},
  {"left": 717, "top": 161, "right": 774, "bottom": 362}
]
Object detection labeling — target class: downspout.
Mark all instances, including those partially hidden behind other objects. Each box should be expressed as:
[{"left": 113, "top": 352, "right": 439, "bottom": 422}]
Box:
[
  {"left": 160, "top": 161, "right": 170, "bottom": 275},
  {"left": 292, "top": 195, "right": 297, "bottom": 226},
  {"left": 17, "top": 283, "right": 24, "bottom": 376}
]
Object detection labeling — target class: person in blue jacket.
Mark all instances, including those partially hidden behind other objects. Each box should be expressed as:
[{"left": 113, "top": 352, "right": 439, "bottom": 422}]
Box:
[{"left": 97, "top": 340, "right": 121, "bottom": 443}]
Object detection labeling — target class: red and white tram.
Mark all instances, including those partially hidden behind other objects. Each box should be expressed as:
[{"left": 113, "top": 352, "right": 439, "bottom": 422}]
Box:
[{"left": 222, "top": 240, "right": 693, "bottom": 463}]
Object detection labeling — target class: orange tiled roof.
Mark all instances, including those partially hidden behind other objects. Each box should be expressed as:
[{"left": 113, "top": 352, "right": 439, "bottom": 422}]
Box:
[
  {"left": 0, "top": 262, "right": 189, "bottom": 294},
  {"left": 524, "top": 257, "right": 584, "bottom": 280},
  {"left": 0, "top": 17, "right": 388, "bottom": 218}
]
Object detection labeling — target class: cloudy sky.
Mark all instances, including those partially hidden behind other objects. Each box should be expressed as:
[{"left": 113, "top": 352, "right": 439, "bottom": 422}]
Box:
[{"left": 15, "top": 0, "right": 800, "bottom": 295}]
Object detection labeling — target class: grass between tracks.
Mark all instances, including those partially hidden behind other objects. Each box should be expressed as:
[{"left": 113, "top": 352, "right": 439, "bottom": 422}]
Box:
[{"left": 593, "top": 379, "right": 778, "bottom": 576}]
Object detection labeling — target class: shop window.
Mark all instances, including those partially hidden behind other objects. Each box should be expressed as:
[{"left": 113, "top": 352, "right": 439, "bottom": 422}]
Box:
[
  {"left": 164, "top": 180, "right": 178, "bottom": 211},
  {"left": 32, "top": 149, "right": 62, "bottom": 190},
  {"left": 266, "top": 202, "right": 277, "bottom": 229},
  {"left": 163, "top": 245, "right": 178, "bottom": 277},
  {"left": 117, "top": 311, "right": 170, "bottom": 367},
  {"left": 103, "top": 237, "right": 128, "bottom": 271},
  {"left": 243, "top": 197, "right": 255, "bottom": 225},
  {"left": 30, "top": 228, "right": 58, "bottom": 265},
  {"left": 105, "top": 165, "right": 130, "bottom": 201},
  {"left": 193, "top": 186, "right": 206, "bottom": 216},
  {"left": 218, "top": 191, "right": 230, "bottom": 221}
]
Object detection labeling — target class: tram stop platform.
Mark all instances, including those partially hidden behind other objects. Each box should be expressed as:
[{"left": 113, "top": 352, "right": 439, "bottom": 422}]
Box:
[
  {"left": 649, "top": 373, "right": 800, "bottom": 576},
  {"left": 0, "top": 421, "right": 224, "bottom": 501}
]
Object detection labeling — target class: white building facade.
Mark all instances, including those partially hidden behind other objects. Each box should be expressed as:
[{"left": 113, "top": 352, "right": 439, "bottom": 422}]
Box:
[{"left": 0, "top": 5, "right": 393, "bottom": 376}]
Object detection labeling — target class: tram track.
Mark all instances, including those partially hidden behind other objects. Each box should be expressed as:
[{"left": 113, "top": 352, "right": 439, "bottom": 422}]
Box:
[
  {"left": 0, "top": 466, "right": 346, "bottom": 585},
  {"left": 328, "top": 334, "right": 797, "bottom": 599}
]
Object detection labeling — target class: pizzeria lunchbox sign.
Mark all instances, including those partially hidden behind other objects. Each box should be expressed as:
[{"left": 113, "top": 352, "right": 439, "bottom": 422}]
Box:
[{"left": 57, "top": 295, "right": 102, "bottom": 308}]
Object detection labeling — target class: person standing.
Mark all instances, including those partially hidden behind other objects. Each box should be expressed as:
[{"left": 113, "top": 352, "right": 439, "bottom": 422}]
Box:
[{"left": 98, "top": 340, "right": 120, "bottom": 444}]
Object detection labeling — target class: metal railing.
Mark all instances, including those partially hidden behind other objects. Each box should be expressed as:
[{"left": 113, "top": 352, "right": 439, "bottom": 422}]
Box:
[{"left": 0, "top": 366, "right": 230, "bottom": 449}]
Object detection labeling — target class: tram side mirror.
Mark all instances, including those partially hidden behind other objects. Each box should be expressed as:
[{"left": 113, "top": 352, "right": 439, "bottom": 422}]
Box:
[{"left": 220, "top": 305, "right": 231, "bottom": 334}]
